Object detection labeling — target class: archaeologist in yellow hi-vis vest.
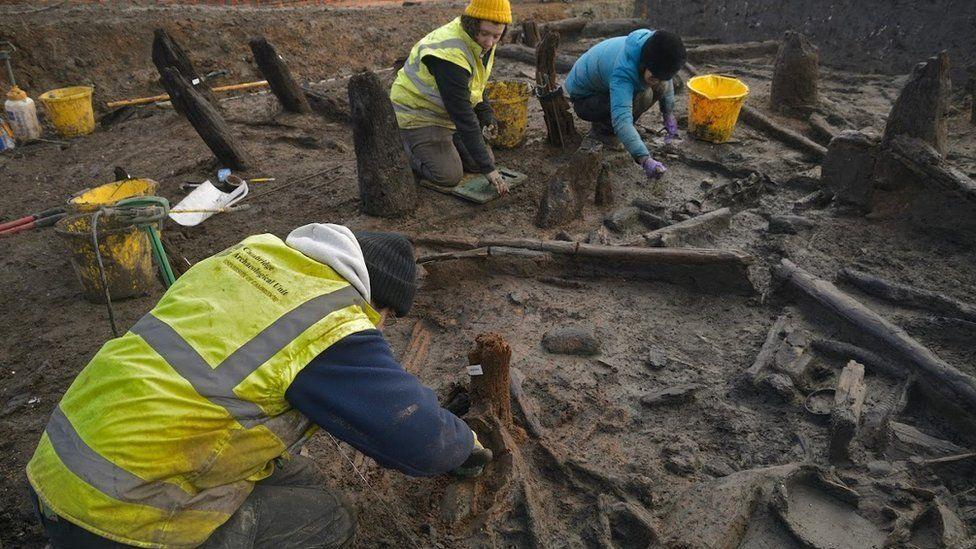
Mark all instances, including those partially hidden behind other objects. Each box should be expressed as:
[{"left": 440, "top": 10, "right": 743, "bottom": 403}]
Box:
[
  {"left": 390, "top": 0, "right": 511, "bottom": 195},
  {"left": 25, "top": 225, "right": 492, "bottom": 548}
]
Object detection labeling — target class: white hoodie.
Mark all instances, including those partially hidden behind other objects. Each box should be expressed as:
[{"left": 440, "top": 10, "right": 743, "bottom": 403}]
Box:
[{"left": 285, "top": 223, "right": 371, "bottom": 303}]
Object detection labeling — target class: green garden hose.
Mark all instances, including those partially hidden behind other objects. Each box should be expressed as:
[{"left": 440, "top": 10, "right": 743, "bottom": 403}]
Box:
[{"left": 92, "top": 195, "right": 175, "bottom": 336}]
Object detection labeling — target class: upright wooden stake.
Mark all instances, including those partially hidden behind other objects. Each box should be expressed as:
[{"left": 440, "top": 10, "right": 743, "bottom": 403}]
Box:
[
  {"left": 770, "top": 31, "right": 819, "bottom": 115},
  {"left": 882, "top": 51, "right": 950, "bottom": 155},
  {"left": 347, "top": 70, "right": 417, "bottom": 217},
  {"left": 829, "top": 360, "right": 867, "bottom": 462},
  {"left": 535, "top": 30, "right": 579, "bottom": 149},
  {"left": 249, "top": 37, "right": 311, "bottom": 113},
  {"left": 160, "top": 67, "right": 251, "bottom": 170},
  {"left": 152, "top": 29, "right": 217, "bottom": 113},
  {"left": 467, "top": 332, "right": 513, "bottom": 426},
  {"left": 522, "top": 20, "right": 540, "bottom": 48}
]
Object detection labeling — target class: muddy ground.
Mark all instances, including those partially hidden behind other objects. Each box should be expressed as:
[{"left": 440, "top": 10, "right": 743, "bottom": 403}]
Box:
[{"left": 1, "top": 1, "right": 976, "bottom": 547}]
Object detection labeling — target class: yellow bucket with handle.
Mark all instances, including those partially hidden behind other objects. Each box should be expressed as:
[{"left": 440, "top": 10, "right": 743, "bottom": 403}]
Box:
[
  {"left": 485, "top": 80, "right": 530, "bottom": 148},
  {"left": 687, "top": 75, "right": 749, "bottom": 143},
  {"left": 39, "top": 86, "right": 96, "bottom": 137}
]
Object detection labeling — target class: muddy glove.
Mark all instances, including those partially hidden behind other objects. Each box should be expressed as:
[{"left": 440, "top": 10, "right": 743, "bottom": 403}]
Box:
[
  {"left": 486, "top": 169, "right": 509, "bottom": 195},
  {"left": 664, "top": 113, "right": 678, "bottom": 143},
  {"left": 482, "top": 123, "right": 498, "bottom": 143},
  {"left": 640, "top": 156, "right": 667, "bottom": 180},
  {"left": 452, "top": 433, "right": 493, "bottom": 477}
]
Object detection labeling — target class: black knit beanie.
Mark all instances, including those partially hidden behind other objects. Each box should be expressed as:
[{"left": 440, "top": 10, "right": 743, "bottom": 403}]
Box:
[
  {"left": 640, "top": 30, "right": 686, "bottom": 80},
  {"left": 353, "top": 231, "right": 417, "bottom": 317}
]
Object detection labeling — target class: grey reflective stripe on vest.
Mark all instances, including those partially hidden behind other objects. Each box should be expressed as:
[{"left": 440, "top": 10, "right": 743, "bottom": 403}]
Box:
[
  {"left": 399, "top": 38, "right": 480, "bottom": 109},
  {"left": 45, "top": 405, "right": 246, "bottom": 514},
  {"left": 130, "top": 284, "right": 365, "bottom": 425}
]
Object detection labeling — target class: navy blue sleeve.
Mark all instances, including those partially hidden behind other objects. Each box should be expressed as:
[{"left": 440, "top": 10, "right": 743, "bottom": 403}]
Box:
[{"left": 285, "top": 329, "right": 475, "bottom": 477}]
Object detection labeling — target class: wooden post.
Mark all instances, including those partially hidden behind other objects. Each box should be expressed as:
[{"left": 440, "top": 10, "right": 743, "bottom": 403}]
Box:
[
  {"left": 152, "top": 29, "right": 217, "bottom": 113},
  {"left": 829, "top": 360, "right": 867, "bottom": 462},
  {"left": 496, "top": 44, "right": 576, "bottom": 74},
  {"left": 160, "top": 67, "right": 251, "bottom": 170},
  {"left": 535, "top": 30, "right": 579, "bottom": 149},
  {"left": 347, "top": 70, "right": 417, "bottom": 218},
  {"left": 882, "top": 51, "right": 950, "bottom": 155},
  {"left": 522, "top": 20, "right": 540, "bottom": 48},
  {"left": 770, "top": 31, "right": 819, "bottom": 115},
  {"left": 536, "top": 148, "right": 602, "bottom": 228},
  {"left": 249, "top": 37, "right": 311, "bottom": 113},
  {"left": 468, "top": 332, "right": 513, "bottom": 426}
]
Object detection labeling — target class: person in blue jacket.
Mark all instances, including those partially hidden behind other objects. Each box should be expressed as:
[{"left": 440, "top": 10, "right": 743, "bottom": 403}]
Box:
[{"left": 564, "top": 29, "right": 686, "bottom": 181}]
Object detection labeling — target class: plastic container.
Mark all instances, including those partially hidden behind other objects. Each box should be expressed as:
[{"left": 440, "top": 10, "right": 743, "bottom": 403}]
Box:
[
  {"left": 686, "top": 75, "right": 750, "bottom": 143},
  {"left": 485, "top": 80, "right": 531, "bottom": 148},
  {"left": 169, "top": 175, "right": 248, "bottom": 227},
  {"left": 0, "top": 119, "right": 14, "bottom": 152},
  {"left": 38, "top": 86, "right": 95, "bottom": 138},
  {"left": 56, "top": 213, "right": 155, "bottom": 303},
  {"left": 67, "top": 178, "right": 158, "bottom": 213},
  {"left": 5, "top": 86, "right": 43, "bottom": 141}
]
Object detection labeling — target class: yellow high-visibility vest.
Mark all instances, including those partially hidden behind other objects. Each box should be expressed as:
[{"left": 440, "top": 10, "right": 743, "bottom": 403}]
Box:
[
  {"left": 390, "top": 17, "right": 495, "bottom": 129},
  {"left": 26, "top": 234, "right": 379, "bottom": 548}
]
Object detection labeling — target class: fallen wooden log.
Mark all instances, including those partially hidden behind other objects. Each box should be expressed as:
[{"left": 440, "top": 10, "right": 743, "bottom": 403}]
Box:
[
  {"left": 411, "top": 234, "right": 757, "bottom": 294},
  {"left": 685, "top": 62, "right": 826, "bottom": 160},
  {"left": 579, "top": 18, "right": 646, "bottom": 38},
  {"left": 810, "top": 337, "right": 908, "bottom": 379},
  {"left": 632, "top": 207, "right": 731, "bottom": 247},
  {"left": 509, "top": 367, "right": 543, "bottom": 438},
  {"left": 535, "top": 30, "right": 579, "bottom": 148},
  {"left": 249, "top": 37, "right": 311, "bottom": 113},
  {"left": 746, "top": 314, "right": 790, "bottom": 383},
  {"left": 160, "top": 67, "right": 251, "bottom": 170},
  {"left": 829, "top": 360, "right": 867, "bottom": 463},
  {"left": 686, "top": 41, "right": 780, "bottom": 63},
  {"left": 884, "top": 135, "right": 976, "bottom": 203},
  {"left": 838, "top": 267, "right": 976, "bottom": 323},
  {"left": 538, "top": 16, "right": 587, "bottom": 38},
  {"left": 739, "top": 106, "right": 827, "bottom": 160},
  {"left": 774, "top": 259, "right": 976, "bottom": 437},
  {"left": 496, "top": 44, "right": 576, "bottom": 73}
]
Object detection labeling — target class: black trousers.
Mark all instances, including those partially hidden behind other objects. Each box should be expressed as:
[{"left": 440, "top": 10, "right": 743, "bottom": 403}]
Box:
[{"left": 30, "top": 456, "right": 356, "bottom": 549}]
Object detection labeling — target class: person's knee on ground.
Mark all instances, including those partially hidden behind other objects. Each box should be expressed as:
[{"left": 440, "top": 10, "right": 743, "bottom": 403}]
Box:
[{"left": 400, "top": 127, "right": 465, "bottom": 187}]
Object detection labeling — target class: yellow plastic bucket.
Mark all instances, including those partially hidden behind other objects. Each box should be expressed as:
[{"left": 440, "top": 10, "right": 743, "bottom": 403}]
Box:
[
  {"left": 55, "top": 213, "right": 155, "bottom": 303},
  {"left": 67, "top": 178, "right": 158, "bottom": 213},
  {"left": 485, "top": 80, "right": 530, "bottom": 148},
  {"left": 687, "top": 75, "right": 749, "bottom": 143},
  {"left": 39, "top": 86, "right": 95, "bottom": 138}
]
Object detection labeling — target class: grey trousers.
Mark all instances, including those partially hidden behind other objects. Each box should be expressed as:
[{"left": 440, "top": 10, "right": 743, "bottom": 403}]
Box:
[
  {"left": 400, "top": 125, "right": 494, "bottom": 187},
  {"left": 202, "top": 455, "right": 356, "bottom": 548},
  {"left": 31, "top": 456, "right": 355, "bottom": 549}
]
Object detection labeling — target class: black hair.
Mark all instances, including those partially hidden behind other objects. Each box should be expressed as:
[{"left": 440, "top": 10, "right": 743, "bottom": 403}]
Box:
[{"left": 640, "top": 30, "right": 686, "bottom": 80}]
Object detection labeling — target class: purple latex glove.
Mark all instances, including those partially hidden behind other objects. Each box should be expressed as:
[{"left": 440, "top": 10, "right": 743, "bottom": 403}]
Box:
[
  {"left": 641, "top": 156, "right": 667, "bottom": 180},
  {"left": 664, "top": 113, "right": 678, "bottom": 142}
]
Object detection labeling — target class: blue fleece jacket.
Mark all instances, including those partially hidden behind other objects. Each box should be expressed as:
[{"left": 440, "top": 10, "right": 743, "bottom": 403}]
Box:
[
  {"left": 285, "top": 329, "right": 474, "bottom": 477},
  {"left": 564, "top": 29, "right": 676, "bottom": 161}
]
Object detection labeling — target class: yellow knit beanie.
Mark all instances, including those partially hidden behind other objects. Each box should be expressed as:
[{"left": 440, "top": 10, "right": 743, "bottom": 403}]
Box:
[{"left": 463, "top": 0, "right": 512, "bottom": 25}]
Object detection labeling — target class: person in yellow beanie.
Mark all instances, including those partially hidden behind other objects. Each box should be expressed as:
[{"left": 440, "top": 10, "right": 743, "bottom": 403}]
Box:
[{"left": 390, "top": 0, "right": 512, "bottom": 195}]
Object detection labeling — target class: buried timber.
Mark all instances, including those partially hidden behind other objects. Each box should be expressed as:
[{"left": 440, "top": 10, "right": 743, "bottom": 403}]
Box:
[{"left": 1, "top": 0, "right": 976, "bottom": 547}]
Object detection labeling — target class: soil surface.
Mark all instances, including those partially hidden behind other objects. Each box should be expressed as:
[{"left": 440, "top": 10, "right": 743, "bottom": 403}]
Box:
[{"left": 1, "top": 1, "right": 976, "bottom": 548}]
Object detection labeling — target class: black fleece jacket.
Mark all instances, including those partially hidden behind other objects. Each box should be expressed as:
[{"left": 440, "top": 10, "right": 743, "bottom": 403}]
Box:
[{"left": 422, "top": 55, "right": 495, "bottom": 174}]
